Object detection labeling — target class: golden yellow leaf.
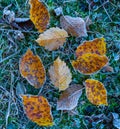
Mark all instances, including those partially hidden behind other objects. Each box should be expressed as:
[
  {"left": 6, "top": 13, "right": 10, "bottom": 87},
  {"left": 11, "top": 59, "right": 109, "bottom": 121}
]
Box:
[
  {"left": 29, "top": 0, "right": 50, "bottom": 32},
  {"left": 85, "top": 79, "right": 108, "bottom": 106},
  {"left": 76, "top": 37, "right": 106, "bottom": 57},
  {"left": 72, "top": 53, "right": 108, "bottom": 75},
  {"left": 36, "top": 27, "right": 68, "bottom": 51},
  {"left": 22, "top": 95, "right": 53, "bottom": 126},
  {"left": 49, "top": 57, "right": 72, "bottom": 91},
  {"left": 60, "top": 15, "right": 87, "bottom": 37},
  {"left": 19, "top": 49, "right": 46, "bottom": 88},
  {"left": 57, "top": 84, "right": 83, "bottom": 110}
]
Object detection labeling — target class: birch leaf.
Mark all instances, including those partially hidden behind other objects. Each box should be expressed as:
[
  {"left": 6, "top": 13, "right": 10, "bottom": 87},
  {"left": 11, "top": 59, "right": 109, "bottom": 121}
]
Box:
[
  {"left": 29, "top": 0, "right": 50, "bottom": 32},
  {"left": 22, "top": 95, "right": 53, "bottom": 126},
  {"left": 72, "top": 53, "right": 108, "bottom": 75},
  {"left": 60, "top": 15, "right": 87, "bottom": 37},
  {"left": 36, "top": 27, "right": 68, "bottom": 51},
  {"left": 85, "top": 79, "right": 108, "bottom": 106},
  {"left": 49, "top": 57, "right": 72, "bottom": 91},
  {"left": 19, "top": 49, "right": 46, "bottom": 88},
  {"left": 57, "top": 84, "right": 83, "bottom": 110},
  {"left": 76, "top": 37, "right": 106, "bottom": 57}
]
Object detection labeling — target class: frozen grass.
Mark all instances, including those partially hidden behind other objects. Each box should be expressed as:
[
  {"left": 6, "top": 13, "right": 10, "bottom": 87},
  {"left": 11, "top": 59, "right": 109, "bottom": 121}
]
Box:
[{"left": 0, "top": 0, "right": 120, "bottom": 129}]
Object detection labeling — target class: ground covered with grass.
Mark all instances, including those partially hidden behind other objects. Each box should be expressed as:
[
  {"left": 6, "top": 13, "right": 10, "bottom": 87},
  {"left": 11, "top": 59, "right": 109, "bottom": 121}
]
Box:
[{"left": 0, "top": 0, "right": 120, "bottom": 129}]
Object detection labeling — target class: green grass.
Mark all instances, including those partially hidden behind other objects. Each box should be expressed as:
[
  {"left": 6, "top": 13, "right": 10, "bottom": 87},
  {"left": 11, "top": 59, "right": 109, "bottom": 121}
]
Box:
[{"left": 0, "top": 0, "right": 120, "bottom": 129}]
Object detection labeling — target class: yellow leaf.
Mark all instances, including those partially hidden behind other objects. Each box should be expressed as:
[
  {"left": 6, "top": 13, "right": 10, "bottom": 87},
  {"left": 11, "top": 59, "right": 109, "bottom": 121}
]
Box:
[
  {"left": 19, "top": 49, "right": 46, "bottom": 88},
  {"left": 72, "top": 53, "right": 108, "bottom": 75},
  {"left": 22, "top": 95, "right": 53, "bottom": 126},
  {"left": 85, "top": 79, "right": 108, "bottom": 106},
  {"left": 49, "top": 57, "right": 72, "bottom": 91},
  {"left": 76, "top": 37, "right": 106, "bottom": 57},
  {"left": 60, "top": 15, "right": 87, "bottom": 37},
  {"left": 36, "top": 27, "right": 68, "bottom": 51},
  {"left": 29, "top": 0, "right": 50, "bottom": 32}
]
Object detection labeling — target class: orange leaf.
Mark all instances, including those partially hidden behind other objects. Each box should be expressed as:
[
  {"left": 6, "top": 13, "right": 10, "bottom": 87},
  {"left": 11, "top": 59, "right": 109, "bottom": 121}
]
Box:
[
  {"left": 49, "top": 57, "right": 72, "bottom": 91},
  {"left": 57, "top": 84, "right": 83, "bottom": 110},
  {"left": 19, "top": 49, "right": 46, "bottom": 88},
  {"left": 85, "top": 79, "right": 108, "bottom": 106},
  {"left": 72, "top": 53, "right": 108, "bottom": 75},
  {"left": 22, "top": 95, "right": 53, "bottom": 126},
  {"left": 29, "top": 0, "right": 50, "bottom": 32},
  {"left": 60, "top": 15, "right": 87, "bottom": 37},
  {"left": 36, "top": 27, "right": 68, "bottom": 51},
  {"left": 76, "top": 37, "right": 106, "bottom": 57}
]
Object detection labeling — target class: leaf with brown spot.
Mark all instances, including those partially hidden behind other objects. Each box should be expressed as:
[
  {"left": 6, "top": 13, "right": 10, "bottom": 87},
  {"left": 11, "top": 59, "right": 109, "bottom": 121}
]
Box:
[
  {"left": 49, "top": 57, "right": 72, "bottom": 91},
  {"left": 29, "top": 0, "right": 50, "bottom": 32},
  {"left": 57, "top": 84, "right": 83, "bottom": 110},
  {"left": 76, "top": 37, "right": 106, "bottom": 57},
  {"left": 22, "top": 95, "right": 53, "bottom": 126},
  {"left": 19, "top": 49, "right": 46, "bottom": 88},
  {"left": 72, "top": 53, "right": 108, "bottom": 75},
  {"left": 36, "top": 27, "right": 68, "bottom": 51},
  {"left": 85, "top": 79, "right": 108, "bottom": 106},
  {"left": 60, "top": 15, "right": 87, "bottom": 37}
]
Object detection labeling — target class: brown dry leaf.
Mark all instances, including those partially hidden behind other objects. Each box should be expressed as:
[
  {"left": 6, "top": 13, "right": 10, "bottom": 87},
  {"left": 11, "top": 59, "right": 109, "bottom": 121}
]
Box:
[
  {"left": 76, "top": 37, "right": 106, "bottom": 57},
  {"left": 36, "top": 27, "right": 68, "bottom": 51},
  {"left": 19, "top": 49, "right": 46, "bottom": 88},
  {"left": 85, "top": 79, "right": 108, "bottom": 106},
  {"left": 22, "top": 95, "right": 53, "bottom": 126},
  {"left": 57, "top": 84, "right": 83, "bottom": 110},
  {"left": 60, "top": 15, "right": 87, "bottom": 37},
  {"left": 102, "top": 65, "right": 114, "bottom": 72},
  {"left": 29, "top": 0, "right": 50, "bottom": 32},
  {"left": 72, "top": 53, "right": 108, "bottom": 75},
  {"left": 49, "top": 57, "right": 72, "bottom": 91}
]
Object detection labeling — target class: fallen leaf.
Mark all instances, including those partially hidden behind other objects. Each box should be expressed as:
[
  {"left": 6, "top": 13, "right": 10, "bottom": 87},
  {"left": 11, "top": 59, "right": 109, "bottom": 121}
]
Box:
[
  {"left": 22, "top": 95, "right": 53, "bottom": 126},
  {"left": 113, "top": 119, "right": 120, "bottom": 129},
  {"left": 72, "top": 53, "right": 108, "bottom": 75},
  {"left": 14, "top": 18, "right": 34, "bottom": 30},
  {"left": 110, "top": 113, "right": 120, "bottom": 129},
  {"left": 85, "top": 79, "right": 108, "bottom": 106},
  {"left": 29, "top": 0, "right": 50, "bottom": 32},
  {"left": 36, "top": 27, "right": 68, "bottom": 51},
  {"left": 76, "top": 37, "right": 106, "bottom": 57},
  {"left": 57, "top": 84, "right": 83, "bottom": 110},
  {"left": 102, "top": 65, "right": 114, "bottom": 72},
  {"left": 60, "top": 15, "right": 87, "bottom": 37},
  {"left": 16, "top": 82, "right": 26, "bottom": 97},
  {"left": 49, "top": 57, "right": 72, "bottom": 91},
  {"left": 19, "top": 49, "right": 46, "bottom": 88}
]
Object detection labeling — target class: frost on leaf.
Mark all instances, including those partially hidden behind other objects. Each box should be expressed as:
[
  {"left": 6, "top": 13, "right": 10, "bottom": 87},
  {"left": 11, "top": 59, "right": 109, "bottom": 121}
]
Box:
[
  {"left": 72, "top": 53, "right": 108, "bottom": 75},
  {"left": 49, "top": 57, "right": 72, "bottom": 91},
  {"left": 76, "top": 37, "right": 106, "bottom": 57},
  {"left": 85, "top": 79, "right": 108, "bottom": 106},
  {"left": 22, "top": 95, "right": 53, "bottom": 126},
  {"left": 57, "top": 84, "right": 83, "bottom": 110},
  {"left": 29, "top": 0, "right": 50, "bottom": 32},
  {"left": 36, "top": 27, "right": 68, "bottom": 51},
  {"left": 60, "top": 15, "right": 87, "bottom": 37},
  {"left": 19, "top": 49, "right": 46, "bottom": 88}
]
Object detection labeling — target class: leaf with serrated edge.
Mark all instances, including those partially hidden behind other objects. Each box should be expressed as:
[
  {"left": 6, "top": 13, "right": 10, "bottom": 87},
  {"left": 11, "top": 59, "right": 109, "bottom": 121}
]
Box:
[
  {"left": 19, "top": 49, "right": 46, "bottom": 88},
  {"left": 57, "top": 84, "right": 83, "bottom": 110},
  {"left": 76, "top": 37, "right": 106, "bottom": 57},
  {"left": 49, "top": 57, "right": 72, "bottom": 91},
  {"left": 60, "top": 15, "right": 87, "bottom": 37},
  {"left": 22, "top": 95, "right": 53, "bottom": 126},
  {"left": 29, "top": 0, "right": 50, "bottom": 32},
  {"left": 85, "top": 79, "right": 108, "bottom": 106},
  {"left": 72, "top": 53, "right": 108, "bottom": 75},
  {"left": 36, "top": 27, "right": 68, "bottom": 51}
]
